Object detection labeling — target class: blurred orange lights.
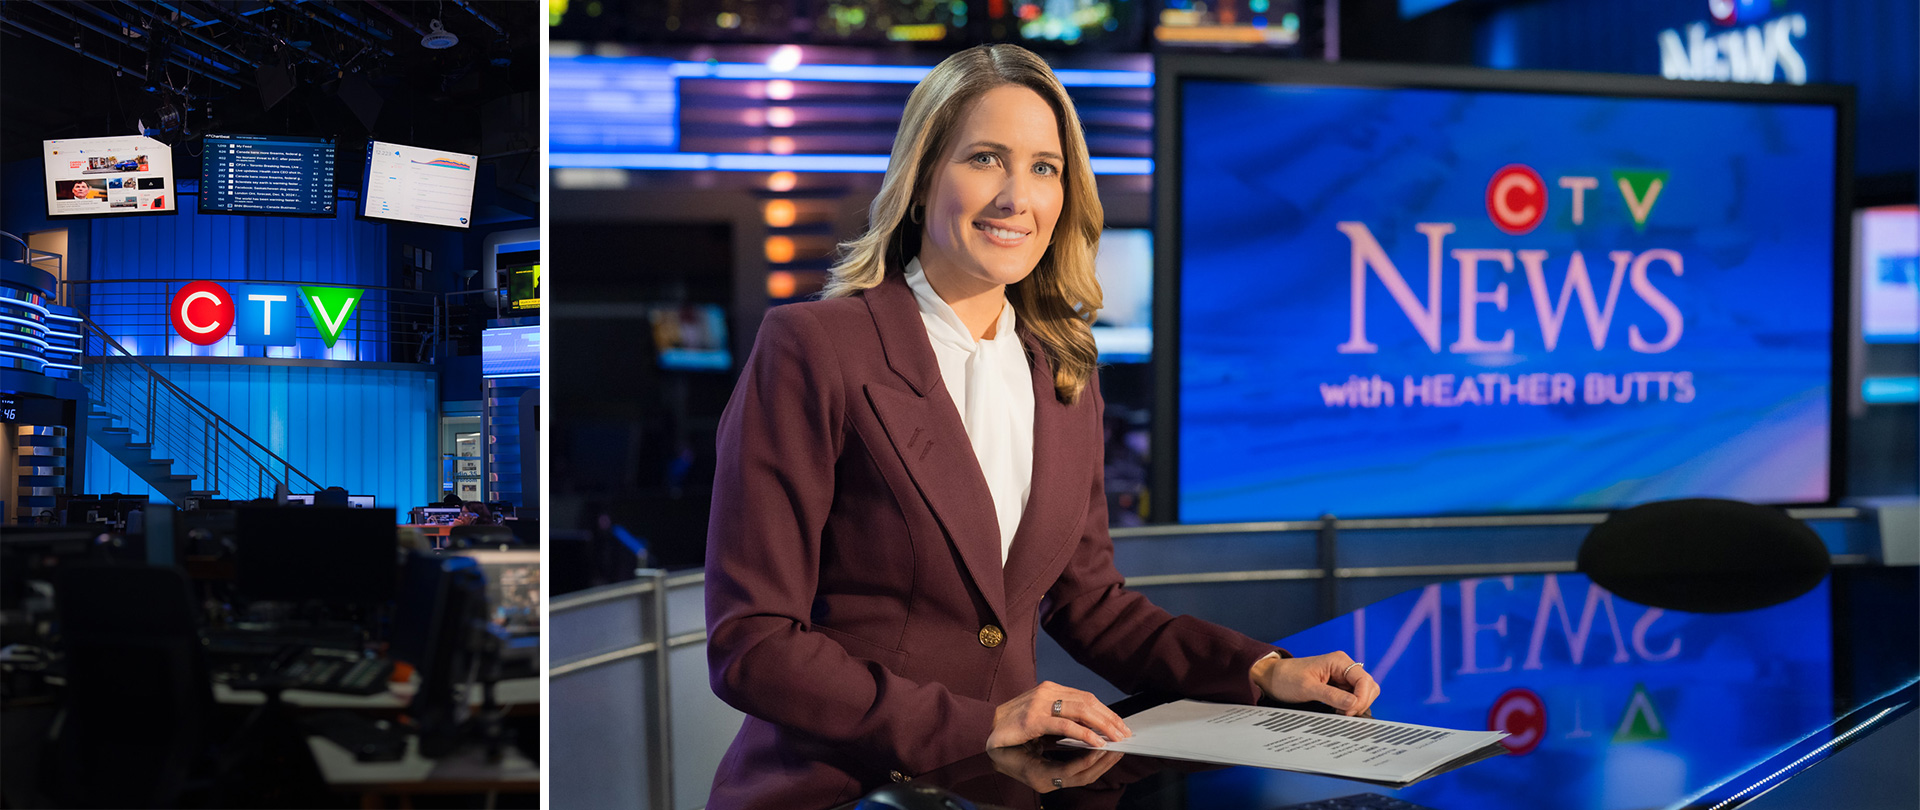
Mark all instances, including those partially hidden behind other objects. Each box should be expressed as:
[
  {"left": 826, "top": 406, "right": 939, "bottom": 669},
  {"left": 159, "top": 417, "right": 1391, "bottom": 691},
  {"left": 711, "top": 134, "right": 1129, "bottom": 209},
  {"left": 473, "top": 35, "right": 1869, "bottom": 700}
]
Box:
[
  {"left": 767, "top": 171, "right": 798, "bottom": 192},
  {"left": 767, "top": 107, "right": 796, "bottom": 128},
  {"left": 768, "top": 136, "right": 796, "bottom": 155},
  {"left": 767, "top": 271, "right": 798, "bottom": 299},
  {"left": 766, "top": 79, "right": 795, "bottom": 100},
  {"left": 764, "top": 199, "right": 797, "bottom": 228},
  {"left": 764, "top": 236, "right": 796, "bottom": 264}
]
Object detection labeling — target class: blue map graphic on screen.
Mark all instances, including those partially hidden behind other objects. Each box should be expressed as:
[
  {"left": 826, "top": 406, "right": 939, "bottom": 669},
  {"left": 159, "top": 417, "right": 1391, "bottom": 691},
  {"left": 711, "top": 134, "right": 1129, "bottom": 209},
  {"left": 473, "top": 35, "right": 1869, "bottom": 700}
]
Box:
[{"left": 1177, "top": 80, "right": 1836, "bottom": 521}]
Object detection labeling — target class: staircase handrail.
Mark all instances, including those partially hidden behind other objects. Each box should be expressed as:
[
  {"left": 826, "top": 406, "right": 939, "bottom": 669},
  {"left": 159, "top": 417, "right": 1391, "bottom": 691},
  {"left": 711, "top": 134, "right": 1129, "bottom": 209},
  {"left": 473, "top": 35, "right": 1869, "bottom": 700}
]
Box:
[{"left": 79, "top": 317, "right": 325, "bottom": 495}]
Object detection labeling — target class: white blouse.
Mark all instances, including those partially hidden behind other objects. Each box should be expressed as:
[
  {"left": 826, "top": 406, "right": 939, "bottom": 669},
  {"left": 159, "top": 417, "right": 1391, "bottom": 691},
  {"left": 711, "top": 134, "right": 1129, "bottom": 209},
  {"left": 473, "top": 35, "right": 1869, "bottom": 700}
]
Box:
[{"left": 904, "top": 258, "right": 1034, "bottom": 565}]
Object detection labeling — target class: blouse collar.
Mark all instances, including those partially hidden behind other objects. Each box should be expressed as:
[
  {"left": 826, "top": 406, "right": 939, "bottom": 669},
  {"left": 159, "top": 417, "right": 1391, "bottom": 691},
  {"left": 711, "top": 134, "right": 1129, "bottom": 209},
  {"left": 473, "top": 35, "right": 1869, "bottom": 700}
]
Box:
[{"left": 903, "top": 257, "right": 1017, "bottom": 351}]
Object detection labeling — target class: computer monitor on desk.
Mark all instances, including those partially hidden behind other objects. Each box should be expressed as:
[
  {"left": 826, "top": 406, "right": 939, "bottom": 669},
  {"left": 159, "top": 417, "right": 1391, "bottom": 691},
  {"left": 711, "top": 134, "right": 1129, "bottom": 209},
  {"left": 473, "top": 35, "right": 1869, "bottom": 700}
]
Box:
[
  {"left": 235, "top": 506, "right": 398, "bottom": 606},
  {"left": 417, "top": 507, "right": 461, "bottom": 526},
  {"left": 449, "top": 549, "right": 539, "bottom": 641},
  {"left": 285, "top": 494, "right": 315, "bottom": 506},
  {"left": 347, "top": 496, "right": 376, "bottom": 509}
]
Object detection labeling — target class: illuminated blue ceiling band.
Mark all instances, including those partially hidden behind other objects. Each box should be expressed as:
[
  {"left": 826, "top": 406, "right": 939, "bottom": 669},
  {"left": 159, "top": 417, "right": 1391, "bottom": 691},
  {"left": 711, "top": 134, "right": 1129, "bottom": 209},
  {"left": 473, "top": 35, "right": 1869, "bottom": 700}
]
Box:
[
  {"left": 667, "top": 61, "right": 1152, "bottom": 87},
  {"left": 551, "top": 152, "right": 1153, "bottom": 175}
]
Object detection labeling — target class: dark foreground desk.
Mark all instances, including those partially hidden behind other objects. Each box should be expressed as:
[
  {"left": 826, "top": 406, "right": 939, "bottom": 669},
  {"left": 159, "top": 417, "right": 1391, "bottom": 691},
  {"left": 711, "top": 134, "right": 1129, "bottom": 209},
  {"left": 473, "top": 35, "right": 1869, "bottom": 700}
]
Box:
[{"left": 866, "top": 570, "right": 1919, "bottom": 810}]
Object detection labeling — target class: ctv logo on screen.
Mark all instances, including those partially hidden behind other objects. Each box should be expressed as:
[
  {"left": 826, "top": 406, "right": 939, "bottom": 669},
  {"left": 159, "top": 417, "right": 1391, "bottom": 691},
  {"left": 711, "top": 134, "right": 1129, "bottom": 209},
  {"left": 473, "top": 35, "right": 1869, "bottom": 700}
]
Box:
[
  {"left": 169, "top": 282, "right": 364, "bottom": 348},
  {"left": 1337, "top": 163, "right": 1683, "bottom": 356}
]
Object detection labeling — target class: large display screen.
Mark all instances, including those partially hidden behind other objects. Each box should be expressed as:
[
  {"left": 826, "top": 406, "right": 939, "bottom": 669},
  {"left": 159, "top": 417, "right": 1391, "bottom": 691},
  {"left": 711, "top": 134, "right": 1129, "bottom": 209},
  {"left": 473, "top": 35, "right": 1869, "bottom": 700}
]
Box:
[
  {"left": 1859, "top": 205, "right": 1918, "bottom": 343},
  {"left": 1093, "top": 228, "right": 1152, "bottom": 363},
  {"left": 200, "top": 133, "right": 337, "bottom": 215},
  {"left": 361, "top": 140, "right": 477, "bottom": 229},
  {"left": 42, "top": 136, "right": 175, "bottom": 216},
  {"left": 1166, "top": 65, "right": 1845, "bottom": 522},
  {"left": 482, "top": 325, "right": 540, "bottom": 378}
]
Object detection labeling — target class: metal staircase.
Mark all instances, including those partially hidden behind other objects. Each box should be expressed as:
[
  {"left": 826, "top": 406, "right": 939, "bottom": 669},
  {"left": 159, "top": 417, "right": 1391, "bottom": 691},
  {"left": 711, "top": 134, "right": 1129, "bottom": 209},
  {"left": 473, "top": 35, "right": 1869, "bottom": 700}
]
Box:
[{"left": 80, "top": 319, "right": 322, "bottom": 505}]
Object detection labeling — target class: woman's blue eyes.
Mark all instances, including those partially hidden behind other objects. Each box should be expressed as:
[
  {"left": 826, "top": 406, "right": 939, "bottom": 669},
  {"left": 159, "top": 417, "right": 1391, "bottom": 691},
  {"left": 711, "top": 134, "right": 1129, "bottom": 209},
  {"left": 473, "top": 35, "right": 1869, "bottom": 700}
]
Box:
[{"left": 969, "top": 152, "right": 1060, "bottom": 177}]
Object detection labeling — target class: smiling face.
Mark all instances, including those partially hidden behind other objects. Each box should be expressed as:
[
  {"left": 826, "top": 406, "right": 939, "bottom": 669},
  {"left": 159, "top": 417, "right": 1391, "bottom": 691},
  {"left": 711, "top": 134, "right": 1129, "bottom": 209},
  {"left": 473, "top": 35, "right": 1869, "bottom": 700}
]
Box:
[{"left": 916, "top": 84, "right": 1066, "bottom": 296}]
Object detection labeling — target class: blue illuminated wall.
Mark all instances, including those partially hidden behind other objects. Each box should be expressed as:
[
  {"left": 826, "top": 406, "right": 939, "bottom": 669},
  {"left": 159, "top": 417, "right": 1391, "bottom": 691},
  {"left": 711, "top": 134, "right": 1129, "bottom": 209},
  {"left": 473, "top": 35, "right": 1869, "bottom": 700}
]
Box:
[
  {"left": 86, "top": 363, "right": 436, "bottom": 510},
  {"left": 82, "top": 191, "right": 396, "bottom": 360}
]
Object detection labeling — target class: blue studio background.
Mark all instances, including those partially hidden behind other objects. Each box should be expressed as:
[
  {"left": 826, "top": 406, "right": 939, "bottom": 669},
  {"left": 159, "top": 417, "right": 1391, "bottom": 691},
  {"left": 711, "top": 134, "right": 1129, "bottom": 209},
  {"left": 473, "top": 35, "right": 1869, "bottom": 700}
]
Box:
[{"left": 1179, "top": 81, "right": 1838, "bottom": 522}]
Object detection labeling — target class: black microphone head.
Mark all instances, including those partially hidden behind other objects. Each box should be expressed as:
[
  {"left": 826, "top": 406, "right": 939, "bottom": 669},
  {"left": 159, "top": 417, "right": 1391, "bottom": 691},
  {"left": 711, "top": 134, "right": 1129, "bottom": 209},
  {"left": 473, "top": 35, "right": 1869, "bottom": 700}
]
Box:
[
  {"left": 1578, "top": 498, "right": 1830, "bottom": 614},
  {"left": 856, "top": 783, "right": 981, "bottom": 810}
]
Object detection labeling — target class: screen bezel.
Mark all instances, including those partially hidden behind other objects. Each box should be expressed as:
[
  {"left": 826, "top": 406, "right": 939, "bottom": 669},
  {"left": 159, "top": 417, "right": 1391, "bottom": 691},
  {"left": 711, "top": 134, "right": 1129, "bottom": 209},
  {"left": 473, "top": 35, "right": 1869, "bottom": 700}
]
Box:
[
  {"left": 1150, "top": 56, "right": 1856, "bottom": 523},
  {"left": 41, "top": 136, "right": 180, "bottom": 219},
  {"left": 358, "top": 138, "right": 478, "bottom": 230},
  {"left": 196, "top": 132, "right": 341, "bottom": 218}
]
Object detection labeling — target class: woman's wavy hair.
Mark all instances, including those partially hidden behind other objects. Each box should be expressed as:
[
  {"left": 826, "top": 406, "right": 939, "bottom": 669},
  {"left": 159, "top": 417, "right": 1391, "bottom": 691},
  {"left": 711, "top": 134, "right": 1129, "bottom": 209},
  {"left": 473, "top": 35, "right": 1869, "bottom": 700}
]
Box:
[{"left": 821, "top": 44, "right": 1103, "bottom": 405}]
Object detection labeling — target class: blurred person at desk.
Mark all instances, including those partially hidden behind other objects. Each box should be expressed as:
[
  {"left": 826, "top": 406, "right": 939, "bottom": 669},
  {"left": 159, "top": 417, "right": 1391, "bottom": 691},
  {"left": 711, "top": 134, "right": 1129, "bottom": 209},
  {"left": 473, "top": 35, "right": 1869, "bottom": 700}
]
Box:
[{"left": 703, "top": 44, "right": 1380, "bottom": 810}]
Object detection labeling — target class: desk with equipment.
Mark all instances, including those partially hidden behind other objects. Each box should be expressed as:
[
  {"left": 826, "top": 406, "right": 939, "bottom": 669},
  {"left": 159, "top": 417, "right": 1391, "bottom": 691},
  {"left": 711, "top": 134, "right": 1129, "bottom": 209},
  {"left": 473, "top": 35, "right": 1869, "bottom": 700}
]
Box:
[{"left": 0, "top": 505, "right": 542, "bottom": 809}]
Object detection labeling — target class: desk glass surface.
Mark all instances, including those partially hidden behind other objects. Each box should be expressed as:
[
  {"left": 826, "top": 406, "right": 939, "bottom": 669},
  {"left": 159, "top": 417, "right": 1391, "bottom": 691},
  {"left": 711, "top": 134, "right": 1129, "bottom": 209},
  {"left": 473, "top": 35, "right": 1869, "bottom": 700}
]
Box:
[{"left": 901, "top": 572, "right": 1916, "bottom": 810}]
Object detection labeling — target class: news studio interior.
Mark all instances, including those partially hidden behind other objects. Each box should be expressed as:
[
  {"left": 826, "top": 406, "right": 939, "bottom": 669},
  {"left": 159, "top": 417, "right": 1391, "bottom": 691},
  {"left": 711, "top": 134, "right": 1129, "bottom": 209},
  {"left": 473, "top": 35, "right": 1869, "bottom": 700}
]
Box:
[
  {"left": 545, "top": 0, "right": 1918, "bottom": 809},
  {"left": 1, "top": 1, "right": 541, "bottom": 807}
]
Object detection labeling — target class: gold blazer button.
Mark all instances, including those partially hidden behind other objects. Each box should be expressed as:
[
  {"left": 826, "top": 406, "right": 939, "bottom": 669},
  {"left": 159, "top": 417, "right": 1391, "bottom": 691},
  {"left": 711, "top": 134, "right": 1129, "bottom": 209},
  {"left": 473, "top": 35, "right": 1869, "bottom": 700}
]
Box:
[
  {"left": 889, "top": 770, "right": 909, "bottom": 783},
  {"left": 978, "top": 624, "right": 1005, "bottom": 648}
]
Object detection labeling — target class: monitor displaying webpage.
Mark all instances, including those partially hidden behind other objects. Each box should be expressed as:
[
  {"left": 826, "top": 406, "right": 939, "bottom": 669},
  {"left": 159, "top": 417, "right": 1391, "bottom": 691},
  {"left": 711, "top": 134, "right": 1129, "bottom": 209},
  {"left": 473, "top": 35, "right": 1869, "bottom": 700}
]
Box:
[
  {"left": 42, "top": 136, "right": 176, "bottom": 216},
  {"left": 361, "top": 139, "right": 477, "bottom": 228}
]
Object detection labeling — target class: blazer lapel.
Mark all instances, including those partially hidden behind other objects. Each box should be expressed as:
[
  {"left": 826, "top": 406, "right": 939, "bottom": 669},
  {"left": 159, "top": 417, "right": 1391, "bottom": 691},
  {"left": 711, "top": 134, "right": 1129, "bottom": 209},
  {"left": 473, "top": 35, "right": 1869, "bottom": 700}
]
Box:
[
  {"left": 1002, "top": 331, "right": 1092, "bottom": 607},
  {"left": 862, "top": 272, "right": 1008, "bottom": 619}
]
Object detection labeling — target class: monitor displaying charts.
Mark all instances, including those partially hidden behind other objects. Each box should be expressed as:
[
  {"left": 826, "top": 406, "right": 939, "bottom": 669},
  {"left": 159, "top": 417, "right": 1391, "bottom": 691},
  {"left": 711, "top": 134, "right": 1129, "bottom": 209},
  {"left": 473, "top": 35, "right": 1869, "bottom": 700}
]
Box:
[
  {"left": 361, "top": 139, "right": 478, "bottom": 228},
  {"left": 42, "top": 136, "right": 176, "bottom": 216},
  {"left": 200, "top": 133, "right": 337, "bottom": 215},
  {"left": 482, "top": 325, "right": 540, "bottom": 378}
]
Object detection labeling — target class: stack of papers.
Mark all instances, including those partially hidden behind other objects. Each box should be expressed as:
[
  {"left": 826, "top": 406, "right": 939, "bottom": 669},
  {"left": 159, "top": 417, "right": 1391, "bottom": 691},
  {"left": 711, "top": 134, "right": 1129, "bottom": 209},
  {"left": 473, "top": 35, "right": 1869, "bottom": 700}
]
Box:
[{"left": 1061, "top": 700, "right": 1509, "bottom": 786}]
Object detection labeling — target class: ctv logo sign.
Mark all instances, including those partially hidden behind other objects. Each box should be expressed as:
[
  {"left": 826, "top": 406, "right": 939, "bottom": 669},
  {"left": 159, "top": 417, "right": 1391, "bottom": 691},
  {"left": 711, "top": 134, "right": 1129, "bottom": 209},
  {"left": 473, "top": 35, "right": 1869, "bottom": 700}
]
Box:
[
  {"left": 1658, "top": 1, "right": 1807, "bottom": 85},
  {"left": 1338, "top": 163, "right": 1683, "bottom": 356},
  {"left": 168, "top": 281, "right": 364, "bottom": 348}
]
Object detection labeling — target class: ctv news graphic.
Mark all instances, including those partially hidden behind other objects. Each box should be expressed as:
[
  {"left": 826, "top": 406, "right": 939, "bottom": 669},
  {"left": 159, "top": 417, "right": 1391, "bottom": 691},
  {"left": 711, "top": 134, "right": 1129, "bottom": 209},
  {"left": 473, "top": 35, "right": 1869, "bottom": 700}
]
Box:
[
  {"left": 42, "top": 136, "right": 175, "bottom": 215},
  {"left": 1178, "top": 81, "right": 1836, "bottom": 521}
]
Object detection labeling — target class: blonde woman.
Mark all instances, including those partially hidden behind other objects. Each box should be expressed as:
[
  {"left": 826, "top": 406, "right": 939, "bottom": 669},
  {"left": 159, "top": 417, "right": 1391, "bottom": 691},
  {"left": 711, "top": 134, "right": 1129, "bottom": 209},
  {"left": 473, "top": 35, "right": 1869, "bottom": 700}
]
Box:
[{"left": 704, "top": 44, "right": 1378, "bottom": 809}]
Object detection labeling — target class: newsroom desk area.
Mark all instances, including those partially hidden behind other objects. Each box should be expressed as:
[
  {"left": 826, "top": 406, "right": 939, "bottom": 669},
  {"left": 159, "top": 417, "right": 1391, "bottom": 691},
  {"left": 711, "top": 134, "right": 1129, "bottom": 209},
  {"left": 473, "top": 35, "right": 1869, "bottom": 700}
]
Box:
[
  {"left": 552, "top": 505, "right": 1920, "bottom": 810},
  {"left": 875, "top": 568, "right": 1919, "bottom": 810},
  {"left": 0, "top": 504, "right": 542, "bottom": 809}
]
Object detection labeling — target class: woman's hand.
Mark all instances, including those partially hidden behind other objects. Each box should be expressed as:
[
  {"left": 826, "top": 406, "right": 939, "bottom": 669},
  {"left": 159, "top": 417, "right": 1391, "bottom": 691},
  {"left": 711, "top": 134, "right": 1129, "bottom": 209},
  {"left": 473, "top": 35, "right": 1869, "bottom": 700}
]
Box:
[
  {"left": 987, "top": 681, "right": 1132, "bottom": 750},
  {"left": 986, "top": 743, "right": 1124, "bottom": 793},
  {"left": 1250, "top": 652, "right": 1381, "bottom": 717}
]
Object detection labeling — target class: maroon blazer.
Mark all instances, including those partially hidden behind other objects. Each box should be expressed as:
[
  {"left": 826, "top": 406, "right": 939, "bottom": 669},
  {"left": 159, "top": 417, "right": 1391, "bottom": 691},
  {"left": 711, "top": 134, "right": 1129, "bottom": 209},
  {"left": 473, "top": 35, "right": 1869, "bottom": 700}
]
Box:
[{"left": 704, "top": 268, "right": 1283, "bottom": 810}]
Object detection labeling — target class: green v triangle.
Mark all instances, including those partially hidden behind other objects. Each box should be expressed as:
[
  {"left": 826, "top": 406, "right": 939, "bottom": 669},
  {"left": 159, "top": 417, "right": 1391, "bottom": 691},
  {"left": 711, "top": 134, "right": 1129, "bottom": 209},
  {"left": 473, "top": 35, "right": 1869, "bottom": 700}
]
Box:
[
  {"left": 1611, "top": 170, "right": 1670, "bottom": 232},
  {"left": 300, "top": 286, "right": 364, "bottom": 348}
]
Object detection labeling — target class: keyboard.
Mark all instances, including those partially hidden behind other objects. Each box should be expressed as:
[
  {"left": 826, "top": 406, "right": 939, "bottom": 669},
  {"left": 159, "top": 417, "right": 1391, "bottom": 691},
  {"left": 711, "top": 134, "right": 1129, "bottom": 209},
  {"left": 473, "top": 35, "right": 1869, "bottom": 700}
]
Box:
[
  {"left": 228, "top": 647, "right": 394, "bottom": 695},
  {"left": 1273, "top": 794, "right": 1439, "bottom": 810}
]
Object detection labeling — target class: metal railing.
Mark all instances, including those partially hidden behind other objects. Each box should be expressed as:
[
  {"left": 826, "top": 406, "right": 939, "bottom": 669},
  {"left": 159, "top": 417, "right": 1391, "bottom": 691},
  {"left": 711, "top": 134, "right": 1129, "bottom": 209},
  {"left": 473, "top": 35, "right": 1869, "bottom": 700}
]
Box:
[{"left": 81, "top": 317, "right": 323, "bottom": 500}]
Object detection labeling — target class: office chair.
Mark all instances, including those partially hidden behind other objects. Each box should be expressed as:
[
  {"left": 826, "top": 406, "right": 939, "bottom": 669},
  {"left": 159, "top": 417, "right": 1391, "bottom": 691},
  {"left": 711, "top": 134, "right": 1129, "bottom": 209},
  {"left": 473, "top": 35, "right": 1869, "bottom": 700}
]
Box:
[
  {"left": 1578, "top": 498, "right": 1830, "bottom": 613},
  {"left": 50, "top": 563, "right": 215, "bottom": 808}
]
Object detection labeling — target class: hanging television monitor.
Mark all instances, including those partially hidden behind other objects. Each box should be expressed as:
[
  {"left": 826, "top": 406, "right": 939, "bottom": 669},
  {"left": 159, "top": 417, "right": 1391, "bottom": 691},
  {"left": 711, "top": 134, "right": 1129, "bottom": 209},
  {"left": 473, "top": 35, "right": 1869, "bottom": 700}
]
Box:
[
  {"left": 1155, "top": 58, "right": 1851, "bottom": 522},
  {"left": 42, "top": 136, "right": 176, "bottom": 216},
  {"left": 361, "top": 139, "right": 478, "bottom": 229},
  {"left": 199, "top": 133, "right": 337, "bottom": 216},
  {"left": 1858, "top": 205, "right": 1918, "bottom": 344}
]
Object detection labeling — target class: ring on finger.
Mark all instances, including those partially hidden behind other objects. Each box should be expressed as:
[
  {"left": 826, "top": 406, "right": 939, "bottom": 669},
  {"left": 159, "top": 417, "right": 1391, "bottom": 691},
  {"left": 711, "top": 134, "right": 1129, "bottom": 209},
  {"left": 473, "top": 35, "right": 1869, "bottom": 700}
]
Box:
[
  {"left": 1342, "top": 661, "right": 1364, "bottom": 679},
  {"left": 1052, "top": 699, "right": 1064, "bottom": 717},
  {"left": 1052, "top": 777, "right": 1064, "bottom": 788}
]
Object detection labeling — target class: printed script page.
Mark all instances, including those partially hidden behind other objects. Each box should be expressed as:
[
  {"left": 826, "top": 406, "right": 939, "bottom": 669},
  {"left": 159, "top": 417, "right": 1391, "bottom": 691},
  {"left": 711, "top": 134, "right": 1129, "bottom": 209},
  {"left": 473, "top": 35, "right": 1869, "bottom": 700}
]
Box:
[{"left": 1060, "top": 700, "right": 1509, "bottom": 784}]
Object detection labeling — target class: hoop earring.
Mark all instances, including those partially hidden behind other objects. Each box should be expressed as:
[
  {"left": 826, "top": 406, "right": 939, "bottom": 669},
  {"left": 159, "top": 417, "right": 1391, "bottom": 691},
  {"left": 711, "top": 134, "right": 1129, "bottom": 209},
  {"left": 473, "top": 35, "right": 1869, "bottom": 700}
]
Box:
[{"left": 908, "top": 204, "right": 923, "bottom": 225}]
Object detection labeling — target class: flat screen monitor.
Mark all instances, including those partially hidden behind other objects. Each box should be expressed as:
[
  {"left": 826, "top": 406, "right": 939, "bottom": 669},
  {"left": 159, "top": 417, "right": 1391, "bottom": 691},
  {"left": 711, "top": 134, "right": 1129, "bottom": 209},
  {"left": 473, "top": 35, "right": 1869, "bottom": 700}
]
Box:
[
  {"left": 360, "top": 139, "right": 477, "bottom": 229},
  {"left": 649, "top": 303, "right": 731, "bottom": 372},
  {"left": 1158, "top": 58, "right": 1849, "bottom": 522},
  {"left": 449, "top": 549, "right": 539, "bottom": 636},
  {"left": 1155, "top": 0, "right": 1305, "bottom": 48},
  {"left": 285, "top": 494, "right": 315, "bottom": 505},
  {"left": 481, "top": 325, "right": 540, "bottom": 378},
  {"left": 509, "top": 263, "right": 541, "bottom": 312},
  {"left": 347, "top": 495, "right": 376, "bottom": 508},
  {"left": 1858, "top": 205, "right": 1918, "bottom": 343},
  {"left": 419, "top": 507, "right": 462, "bottom": 525},
  {"left": 235, "top": 506, "right": 398, "bottom": 605},
  {"left": 1093, "top": 228, "right": 1152, "bottom": 363},
  {"left": 199, "top": 133, "right": 337, "bottom": 215},
  {"left": 42, "top": 136, "right": 176, "bottom": 216}
]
